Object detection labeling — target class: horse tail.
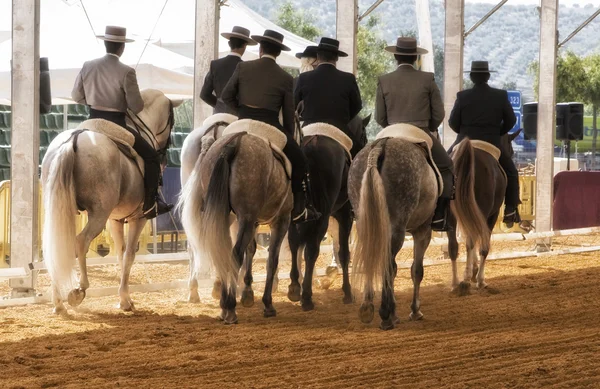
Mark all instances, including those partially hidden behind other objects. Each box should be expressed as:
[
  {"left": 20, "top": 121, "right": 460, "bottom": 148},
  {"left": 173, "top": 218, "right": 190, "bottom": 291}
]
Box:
[
  {"left": 181, "top": 136, "right": 241, "bottom": 290},
  {"left": 450, "top": 138, "right": 490, "bottom": 253},
  {"left": 352, "top": 141, "right": 392, "bottom": 295},
  {"left": 42, "top": 140, "right": 78, "bottom": 300}
]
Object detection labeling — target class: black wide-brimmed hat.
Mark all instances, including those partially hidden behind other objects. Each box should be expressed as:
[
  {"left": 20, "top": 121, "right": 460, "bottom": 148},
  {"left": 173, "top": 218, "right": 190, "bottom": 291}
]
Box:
[
  {"left": 251, "top": 29, "right": 291, "bottom": 51},
  {"left": 316, "top": 37, "right": 348, "bottom": 57},
  {"left": 96, "top": 26, "right": 134, "bottom": 43},
  {"left": 221, "top": 26, "right": 257, "bottom": 45},
  {"left": 465, "top": 60, "right": 496, "bottom": 73},
  {"left": 385, "top": 37, "right": 428, "bottom": 55},
  {"left": 295, "top": 45, "right": 318, "bottom": 59}
]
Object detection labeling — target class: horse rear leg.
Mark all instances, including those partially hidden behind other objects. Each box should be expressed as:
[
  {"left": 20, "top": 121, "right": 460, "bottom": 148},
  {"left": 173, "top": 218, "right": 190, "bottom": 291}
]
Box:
[
  {"left": 287, "top": 226, "right": 304, "bottom": 302},
  {"left": 447, "top": 213, "right": 461, "bottom": 291},
  {"left": 230, "top": 219, "right": 256, "bottom": 319},
  {"left": 477, "top": 215, "right": 498, "bottom": 289},
  {"left": 333, "top": 204, "right": 353, "bottom": 304},
  {"left": 263, "top": 214, "right": 290, "bottom": 317},
  {"left": 379, "top": 228, "right": 405, "bottom": 330},
  {"left": 118, "top": 218, "right": 147, "bottom": 311},
  {"left": 301, "top": 219, "right": 329, "bottom": 311},
  {"left": 240, "top": 238, "right": 257, "bottom": 308},
  {"left": 68, "top": 211, "right": 110, "bottom": 308},
  {"left": 408, "top": 226, "right": 431, "bottom": 323}
]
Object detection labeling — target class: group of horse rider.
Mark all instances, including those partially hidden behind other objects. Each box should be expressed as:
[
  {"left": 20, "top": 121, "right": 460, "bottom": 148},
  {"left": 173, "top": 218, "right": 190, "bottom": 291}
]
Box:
[{"left": 71, "top": 24, "right": 521, "bottom": 232}]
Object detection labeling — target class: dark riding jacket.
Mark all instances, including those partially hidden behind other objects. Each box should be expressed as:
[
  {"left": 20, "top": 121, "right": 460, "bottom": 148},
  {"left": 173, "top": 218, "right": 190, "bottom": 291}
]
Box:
[{"left": 200, "top": 54, "right": 242, "bottom": 116}]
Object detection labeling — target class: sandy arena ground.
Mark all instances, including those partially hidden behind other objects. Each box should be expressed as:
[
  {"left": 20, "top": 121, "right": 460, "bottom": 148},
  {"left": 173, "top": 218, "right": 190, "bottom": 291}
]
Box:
[{"left": 1, "top": 235, "right": 600, "bottom": 388}]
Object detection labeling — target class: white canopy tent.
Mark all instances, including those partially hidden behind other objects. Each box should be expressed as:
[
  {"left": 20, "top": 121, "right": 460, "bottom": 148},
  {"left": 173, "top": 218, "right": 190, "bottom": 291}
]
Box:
[{"left": 0, "top": 0, "right": 194, "bottom": 104}]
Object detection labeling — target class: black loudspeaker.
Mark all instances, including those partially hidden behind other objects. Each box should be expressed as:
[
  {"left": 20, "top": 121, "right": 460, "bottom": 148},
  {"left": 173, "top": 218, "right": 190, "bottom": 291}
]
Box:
[
  {"left": 39, "top": 57, "right": 52, "bottom": 115},
  {"left": 523, "top": 102, "right": 538, "bottom": 140},
  {"left": 556, "top": 102, "right": 584, "bottom": 141}
]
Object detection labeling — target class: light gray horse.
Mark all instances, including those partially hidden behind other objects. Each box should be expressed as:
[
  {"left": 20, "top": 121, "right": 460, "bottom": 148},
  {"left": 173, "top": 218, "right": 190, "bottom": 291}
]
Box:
[
  {"left": 41, "top": 89, "right": 181, "bottom": 314},
  {"left": 178, "top": 121, "right": 292, "bottom": 324}
]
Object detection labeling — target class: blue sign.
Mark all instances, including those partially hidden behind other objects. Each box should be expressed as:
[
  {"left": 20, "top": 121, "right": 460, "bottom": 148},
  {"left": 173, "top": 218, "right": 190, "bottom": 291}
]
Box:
[
  {"left": 511, "top": 111, "right": 521, "bottom": 133},
  {"left": 508, "top": 90, "right": 522, "bottom": 110}
]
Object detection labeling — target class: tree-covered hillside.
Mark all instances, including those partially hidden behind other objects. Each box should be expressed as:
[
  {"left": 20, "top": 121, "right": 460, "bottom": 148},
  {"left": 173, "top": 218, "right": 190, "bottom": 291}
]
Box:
[{"left": 242, "top": 0, "right": 600, "bottom": 102}]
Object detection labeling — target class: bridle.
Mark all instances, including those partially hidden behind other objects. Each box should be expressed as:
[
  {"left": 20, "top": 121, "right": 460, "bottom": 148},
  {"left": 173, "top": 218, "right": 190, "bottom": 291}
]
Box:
[{"left": 126, "top": 100, "right": 175, "bottom": 161}]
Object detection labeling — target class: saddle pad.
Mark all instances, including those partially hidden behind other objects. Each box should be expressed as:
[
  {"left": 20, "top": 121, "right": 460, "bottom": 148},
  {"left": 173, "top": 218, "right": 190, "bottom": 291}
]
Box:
[
  {"left": 221, "top": 119, "right": 291, "bottom": 178},
  {"left": 377, "top": 123, "right": 442, "bottom": 197},
  {"left": 302, "top": 122, "right": 353, "bottom": 160},
  {"left": 202, "top": 113, "right": 238, "bottom": 135},
  {"left": 77, "top": 119, "right": 144, "bottom": 175},
  {"left": 470, "top": 140, "right": 501, "bottom": 160}
]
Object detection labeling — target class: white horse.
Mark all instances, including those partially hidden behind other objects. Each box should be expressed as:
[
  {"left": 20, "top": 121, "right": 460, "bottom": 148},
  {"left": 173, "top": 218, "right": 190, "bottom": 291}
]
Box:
[{"left": 41, "top": 89, "right": 182, "bottom": 314}]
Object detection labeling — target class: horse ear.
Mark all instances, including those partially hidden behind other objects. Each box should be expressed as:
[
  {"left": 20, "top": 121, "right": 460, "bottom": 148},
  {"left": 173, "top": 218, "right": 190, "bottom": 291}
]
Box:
[
  {"left": 363, "top": 114, "right": 372, "bottom": 127},
  {"left": 170, "top": 98, "right": 185, "bottom": 108},
  {"left": 509, "top": 128, "right": 522, "bottom": 141}
]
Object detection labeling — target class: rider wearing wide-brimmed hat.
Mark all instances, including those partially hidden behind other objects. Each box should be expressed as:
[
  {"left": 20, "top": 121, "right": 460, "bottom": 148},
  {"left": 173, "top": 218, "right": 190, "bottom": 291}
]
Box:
[
  {"left": 71, "top": 25, "right": 172, "bottom": 219},
  {"left": 448, "top": 61, "right": 520, "bottom": 225},
  {"left": 375, "top": 36, "right": 454, "bottom": 231},
  {"left": 294, "top": 37, "right": 362, "bottom": 144},
  {"left": 221, "top": 29, "right": 321, "bottom": 224},
  {"left": 200, "top": 26, "right": 257, "bottom": 115}
]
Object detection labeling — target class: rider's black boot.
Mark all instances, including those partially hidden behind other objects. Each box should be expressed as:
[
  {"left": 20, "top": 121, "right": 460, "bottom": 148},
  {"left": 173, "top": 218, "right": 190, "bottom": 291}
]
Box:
[
  {"left": 291, "top": 174, "right": 321, "bottom": 224},
  {"left": 143, "top": 188, "right": 173, "bottom": 219},
  {"left": 431, "top": 197, "right": 451, "bottom": 232},
  {"left": 503, "top": 204, "right": 521, "bottom": 228}
]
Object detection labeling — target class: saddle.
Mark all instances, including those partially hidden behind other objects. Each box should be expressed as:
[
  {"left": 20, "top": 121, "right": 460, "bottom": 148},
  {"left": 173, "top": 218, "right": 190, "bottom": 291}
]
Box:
[
  {"left": 221, "top": 119, "right": 292, "bottom": 178},
  {"left": 77, "top": 119, "right": 145, "bottom": 176},
  {"left": 201, "top": 113, "right": 238, "bottom": 139},
  {"left": 376, "top": 123, "right": 443, "bottom": 197},
  {"left": 302, "top": 122, "right": 353, "bottom": 162},
  {"left": 470, "top": 140, "right": 507, "bottom": 181}
]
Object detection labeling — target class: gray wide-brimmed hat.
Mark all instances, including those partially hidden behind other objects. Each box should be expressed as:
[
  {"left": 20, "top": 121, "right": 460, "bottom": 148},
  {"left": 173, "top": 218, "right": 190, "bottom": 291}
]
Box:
[
  {"left": 465, "top": 60, "right": 497, "bottom": 73},
  {"left": 96, "top": 26, "right": 134, "bottom": 43},
  {"left": 296, "top": 45, "right": 318, "bottom": 59},
  {"left": 251, "top": 29, "right": 291, "bottom": 51},
  {"left": 316, "top": 37, "right": 348, "bottom": 57},
  {"left": 221, "top": 26, "right": 257, "bottom": 45},
  {"left": 385, "top": 37, "right": 428, "bottom": 55}
]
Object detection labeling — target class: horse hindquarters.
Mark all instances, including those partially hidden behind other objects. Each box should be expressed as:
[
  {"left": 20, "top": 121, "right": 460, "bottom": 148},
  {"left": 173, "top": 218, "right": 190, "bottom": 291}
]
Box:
[{"left": 42, "top": 141, "right": 78, "bottom": 313}]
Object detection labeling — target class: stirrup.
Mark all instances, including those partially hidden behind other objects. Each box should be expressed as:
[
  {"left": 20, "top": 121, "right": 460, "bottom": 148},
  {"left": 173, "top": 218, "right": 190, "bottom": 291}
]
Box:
[
  {"left": 292, "top": 208, "right": 308, "bottom": 223},
  {"left": 431, "top": 217, "right": 450, "bottom": 232}
]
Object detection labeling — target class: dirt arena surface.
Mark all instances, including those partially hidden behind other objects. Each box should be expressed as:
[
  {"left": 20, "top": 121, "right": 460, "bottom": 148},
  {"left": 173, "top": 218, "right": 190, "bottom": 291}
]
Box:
[{"left": 1, "top": 236, "right": 600, "bottom": 388}]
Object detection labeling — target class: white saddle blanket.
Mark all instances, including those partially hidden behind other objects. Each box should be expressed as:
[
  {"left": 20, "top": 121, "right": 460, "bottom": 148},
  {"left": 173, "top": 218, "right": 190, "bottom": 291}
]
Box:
[
  {"left": 302, "top": 122, "right": 353, "bottom": 160},
  {"left": 77, "top": 119, "right": 145, "bottom": 175},
  {"left": 201, "top": 113, "right": 238, "bottom": 139},
  {"left": 222, "top": 119, "right": 291, "bottom": 178},
  {"left": 470, "top": 140, "right": 501, "bottom": 160},
  {"left": 376, "top": 123, "right": 442, "bottom": 197}
]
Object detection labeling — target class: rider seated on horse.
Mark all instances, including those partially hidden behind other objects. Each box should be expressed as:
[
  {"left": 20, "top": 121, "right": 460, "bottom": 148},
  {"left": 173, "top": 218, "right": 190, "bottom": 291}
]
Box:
[
  {"left": 71, "top": 26, "right": 173, "bottom": 219},
  {"left": 448, "top": 61, "right": 521, "bottom": 226},
  {"left": 375, "top": 37, "right": 455, "bottom": 231},
  {"left": 294, "top": 37, "right": 363, "bottom": 151},
  {"left": 221, "top": 29, "right": 321, "bottom": 224}
]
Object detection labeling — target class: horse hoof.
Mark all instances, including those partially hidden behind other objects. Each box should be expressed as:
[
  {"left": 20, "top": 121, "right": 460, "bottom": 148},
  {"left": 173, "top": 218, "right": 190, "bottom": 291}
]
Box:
[
  {"left": 211, "top": 282, "right": 221, "bottom": 300},
  {"left": 263, "top": 307, "right": 277, "bottom": 318},
  {"left": 409, "top": 311, "right": 424, "bottom": 321},
  {"left": 301, "top": 299, "right": 315, "bottom": 311},
  {"left": 52, "top": 305, "right": 67, "bottom": 316},
  {"left": 380, "top": 319, "right": 395, "bottom": 331},
  {"left": 343, "top": 294, "right": 353, "bottom": 305},
  {"left": 224, "top": 311, "right": 238, "bottom": 325},
  {"left": 287, "top": 284, "right": 301, "bottom": 302},
  {"left": 67, "top": 288, "right": 86, "bottom": 307},
  {"left": 359, "top": 302, "right": 374, "bottom": 324},
  {"left": 241, "top": 289, "right": 254, "bottom": 308},
  {"left": 457, "top": 281, "right": 471, "bottom": 297},
  {"left": 188, "top": 292, "right": 201, "bottom": 304},
  {"left": 119, "top": 300, "right": 135, "bottom": 312}
]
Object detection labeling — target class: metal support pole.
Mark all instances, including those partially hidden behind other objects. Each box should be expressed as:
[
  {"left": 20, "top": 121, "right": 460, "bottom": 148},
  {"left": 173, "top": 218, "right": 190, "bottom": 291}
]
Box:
[
  {"left": 63, "top": 104, "right": 68, "bottom": 130},
  {"left": 336, "top": 0, "right": 358, "bottom": 75},
  {"left": 558, "top": 8, "right": 600, "bottom": 48},
  {"left": 442, "top": 0, "right": 464, "bottom": 148},
  {"left": 464, "top": 0, "right": 507, "bottom": 38},
  {"left": 416, "top": 0, "right": 435, "bottom": 73},
  {"left": 358, "top": 0, "right": 384, "bottom": 22},
  {"left": 193, "top": 0, "right": 220, "bottom": 130},
  {"left": 535, "top": 0, "right": 559, "bottom": 251},
  {"left": 10, "top": 0, "right": 40, "bottom": 297}
]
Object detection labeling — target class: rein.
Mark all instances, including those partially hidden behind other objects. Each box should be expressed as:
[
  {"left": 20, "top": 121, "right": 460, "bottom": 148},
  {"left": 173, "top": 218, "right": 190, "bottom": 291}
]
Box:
[{"left": 125, "top": 100, "right": 175, "bottom": 158}]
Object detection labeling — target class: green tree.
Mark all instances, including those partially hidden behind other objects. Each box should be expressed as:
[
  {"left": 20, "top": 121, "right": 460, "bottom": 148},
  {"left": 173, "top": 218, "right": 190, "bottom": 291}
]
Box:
[
  {"left": 528, "top": 51, "right": 587, "bottom": 102},
  {"left": 583, "top": 55, "right": 600, "bottom": 166},
  {"left": 501, "top": 81, "right": 518, "bottom": 90},
  {"left": 275, "top": 2, "right": 321, "bottom": 42}
]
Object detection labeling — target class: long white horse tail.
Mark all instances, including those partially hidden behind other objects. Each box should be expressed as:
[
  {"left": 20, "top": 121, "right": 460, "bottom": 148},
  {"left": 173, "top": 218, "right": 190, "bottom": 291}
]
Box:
[{"left": 43, "top": 140, "right": 78, "bottom": 300}]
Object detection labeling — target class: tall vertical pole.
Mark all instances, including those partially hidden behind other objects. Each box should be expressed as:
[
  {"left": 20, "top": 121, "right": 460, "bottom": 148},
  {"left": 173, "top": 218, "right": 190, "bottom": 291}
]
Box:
[
  {"left": 416, "top": 0, "right": 435, "bottom": 73},
  {"left": 535, "top": 0, "right": 559, "bottom": 249},
  {"left": 10, "top": 0, "right": 40, "bottom": 296},
  {"left": 193, "top": 0, "right": 219, "bottom": 130},
  {"left": 442, "top": 0, "right": 464, "bottom": 148},
  {"left": 336, "top": 0, "right": 358, "bottom": 75}
]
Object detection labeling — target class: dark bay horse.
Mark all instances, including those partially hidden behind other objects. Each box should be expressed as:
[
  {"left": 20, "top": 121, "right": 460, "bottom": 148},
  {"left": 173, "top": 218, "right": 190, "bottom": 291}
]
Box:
[
  {"left": 448, "top": 130, "right": 521, "bottom": 294},
  {"left": 178, "top": 120, "right": 292, "bottom": 324},
  {"left": 287, "top": 115, "right": 370, "bottom": 310}
]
